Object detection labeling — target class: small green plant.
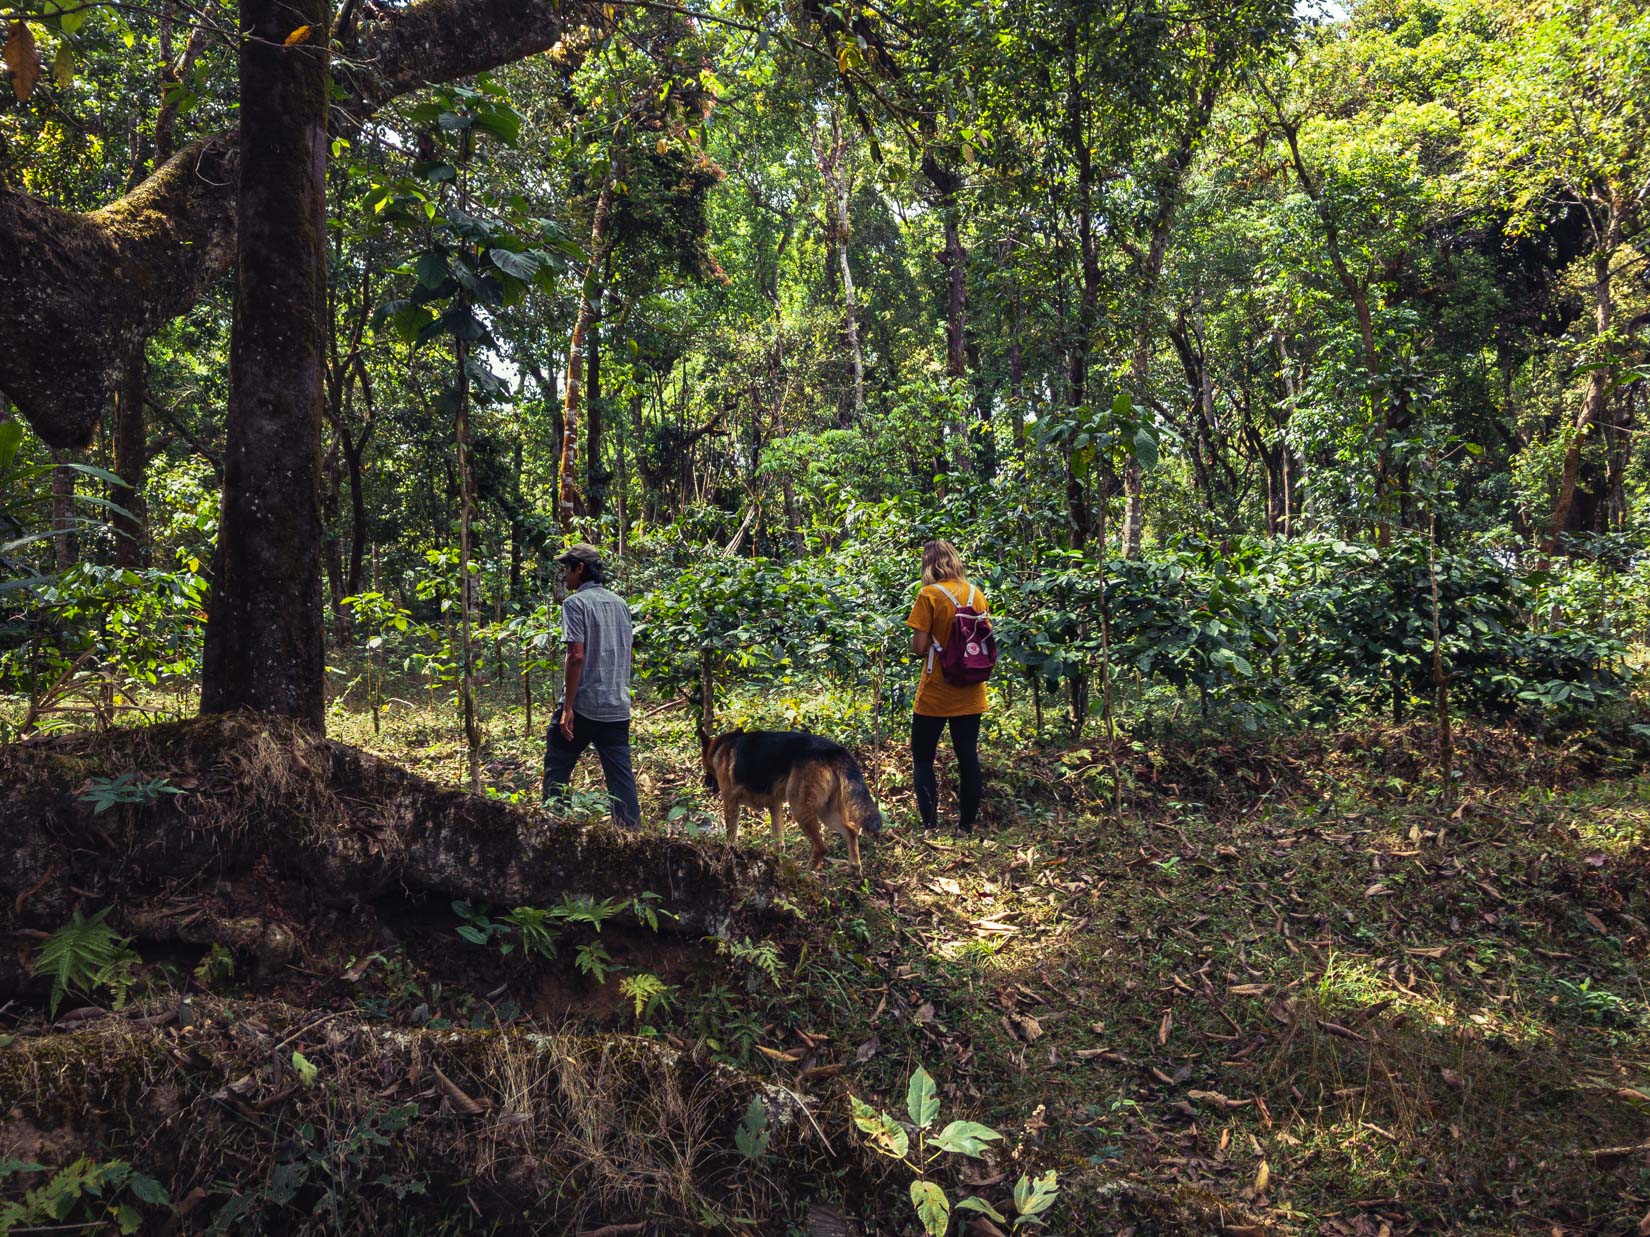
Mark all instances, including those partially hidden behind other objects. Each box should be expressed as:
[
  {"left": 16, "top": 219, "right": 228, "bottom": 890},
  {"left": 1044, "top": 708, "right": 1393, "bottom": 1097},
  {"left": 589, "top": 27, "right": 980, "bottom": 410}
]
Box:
[
  {"left": 850, "top": 1065, "right": 1059, "bottom": 1235},
  {"left": 452, "top": 900, "right": 510, "bottom": 949},
  {"left": 78, "top": 772, "right": 185, "bottom": 816},
  {"left": 734, "top": 1094, "right": 770, "bottom": 1160},
  {"left": 630, "top": 890, "right": 673, "bottom": 932},
  {"left": 556, "top": 893, "right": 626, "bottom": 931},
  {"left": 618, "top": 971, "right": 675, "bottom": 1024},
  {"left": 31, "top": 907, "right": 140, "bottom": 1016},
  {"left": 207, "top": 1104, "right": 421, "bottom": 1232},
  {"left": 0, "top": 1155, "right": 170, "bottom": 1234},
  {"left": 714, "top": 935, "right": 785, "bottom": 987},
  {"left": 194, "top": 942, "right": 235, "bottom": 987},
  {"left": 502, "top": 906, "right": 561, "bottom": 960},
  {"left": 1550, "top": 975, "right": 1637, "bottom": 1027},
  {"left": 574, "top": 941, "right": 617, "bottom": 984},
  {"left": 290, "top": 1051, "right": 320, "bottom": 1088},
  {"left": 543, "top": 786, "right": 615, "bottom": 820}
]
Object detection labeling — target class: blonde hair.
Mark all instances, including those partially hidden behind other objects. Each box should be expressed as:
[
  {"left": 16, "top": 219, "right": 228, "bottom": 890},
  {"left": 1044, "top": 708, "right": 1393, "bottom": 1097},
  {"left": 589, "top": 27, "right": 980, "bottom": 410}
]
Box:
[{"left": 920, "top": 539, "right": 967, "bottom": 587}]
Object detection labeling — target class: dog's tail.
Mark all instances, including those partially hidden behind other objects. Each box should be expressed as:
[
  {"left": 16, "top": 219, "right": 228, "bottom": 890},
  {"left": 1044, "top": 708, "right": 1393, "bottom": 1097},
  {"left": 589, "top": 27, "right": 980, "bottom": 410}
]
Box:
[
  {"left": 696, "top": 720, "right": 719, "bottom": 793},
  {"left": 832, "top": 750, "right": 883, "bottom": 836}
]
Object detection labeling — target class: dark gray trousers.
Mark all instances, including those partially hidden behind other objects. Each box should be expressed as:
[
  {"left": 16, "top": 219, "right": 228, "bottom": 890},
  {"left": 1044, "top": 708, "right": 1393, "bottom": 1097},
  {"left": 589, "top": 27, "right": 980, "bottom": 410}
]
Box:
[{"left": 543, "top": 710, "right": 641, "bottom": 827}]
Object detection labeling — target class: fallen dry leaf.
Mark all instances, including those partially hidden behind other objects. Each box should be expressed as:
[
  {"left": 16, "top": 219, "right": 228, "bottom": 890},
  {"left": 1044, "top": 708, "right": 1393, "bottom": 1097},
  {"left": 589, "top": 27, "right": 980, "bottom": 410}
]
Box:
[
  {"left": 1255, "top": 1159, "right": 1270, "bottom": 1194},
  {"left": 1188, "top": 1089, "right": 1252, "bottom": 1110},
  {"left": 5, "top": 21, "right": 40, "bottom": 101},
  {"left": 1158, "top": 1008, "right": 1173, "bottom": 1046},
  {"left": 431, "top": 1065, "right": 488, "bottom": 1116}
]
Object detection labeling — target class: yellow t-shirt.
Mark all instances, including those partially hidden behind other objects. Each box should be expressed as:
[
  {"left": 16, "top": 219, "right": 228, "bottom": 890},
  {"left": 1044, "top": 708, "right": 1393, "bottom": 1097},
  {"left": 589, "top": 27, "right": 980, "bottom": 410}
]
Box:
[{"left": 906, "top": 578, "right": 990, "bottom": 717}]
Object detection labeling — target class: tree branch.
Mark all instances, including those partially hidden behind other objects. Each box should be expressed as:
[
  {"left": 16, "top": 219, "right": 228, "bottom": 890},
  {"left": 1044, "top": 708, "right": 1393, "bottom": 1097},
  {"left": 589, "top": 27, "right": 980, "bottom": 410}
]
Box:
[{"left": 0, "top": 0, "right": 604, "bottom": 448}]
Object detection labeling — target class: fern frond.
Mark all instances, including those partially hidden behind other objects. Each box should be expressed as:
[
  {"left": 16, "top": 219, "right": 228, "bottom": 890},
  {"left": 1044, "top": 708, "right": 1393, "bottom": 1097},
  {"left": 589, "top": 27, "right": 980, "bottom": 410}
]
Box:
[{"left": 31, "top": 908, "right": 125, "bottom": 1017}]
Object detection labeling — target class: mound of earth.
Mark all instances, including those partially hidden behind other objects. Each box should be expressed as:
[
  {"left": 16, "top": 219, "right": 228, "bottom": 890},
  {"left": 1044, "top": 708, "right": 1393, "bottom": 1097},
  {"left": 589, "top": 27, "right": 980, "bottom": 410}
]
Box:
[{"left": 0, "top": 715, "right": 793, "bottom": 1005}]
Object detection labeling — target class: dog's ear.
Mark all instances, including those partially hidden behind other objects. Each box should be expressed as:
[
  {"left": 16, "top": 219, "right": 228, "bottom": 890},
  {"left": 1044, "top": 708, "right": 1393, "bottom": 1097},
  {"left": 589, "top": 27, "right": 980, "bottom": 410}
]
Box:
[{"left": 694, "top": 718, "right": 713, "bottom": 756}]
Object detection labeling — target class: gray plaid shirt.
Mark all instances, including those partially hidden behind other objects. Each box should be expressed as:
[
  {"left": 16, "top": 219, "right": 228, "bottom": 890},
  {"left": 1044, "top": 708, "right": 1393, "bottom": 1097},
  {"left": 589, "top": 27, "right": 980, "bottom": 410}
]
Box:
[{"left": 562, "top": 583, "right": 633, "bottom": 721}]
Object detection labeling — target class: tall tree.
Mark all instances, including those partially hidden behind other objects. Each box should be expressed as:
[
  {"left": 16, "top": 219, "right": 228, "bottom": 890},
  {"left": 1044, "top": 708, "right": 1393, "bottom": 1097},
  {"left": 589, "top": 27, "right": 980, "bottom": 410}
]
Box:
[{"left": 199, "top": 0, "right": 331, "bottom": 726}]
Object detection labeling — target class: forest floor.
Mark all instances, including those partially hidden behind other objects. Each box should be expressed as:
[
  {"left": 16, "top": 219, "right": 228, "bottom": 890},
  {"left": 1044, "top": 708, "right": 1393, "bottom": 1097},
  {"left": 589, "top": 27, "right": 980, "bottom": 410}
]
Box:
[
  {"left": 328, "top": 673, "right": 1650, "bottom": 1234},
  {"left": 4, "top": 671, "right": 1650, "bottom": 1234}
]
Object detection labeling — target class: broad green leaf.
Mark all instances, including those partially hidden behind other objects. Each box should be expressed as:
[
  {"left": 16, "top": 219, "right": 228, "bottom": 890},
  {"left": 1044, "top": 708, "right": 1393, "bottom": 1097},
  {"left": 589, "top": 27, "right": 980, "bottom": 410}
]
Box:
[
  {"left": 1132, "top": 426, "right": 1159, "bottom": 470},
  {"left": 906, "top": 1065, "right": 939, "bottom": 1130},
  {"left": 1012, "top": 1170, "right": 1058, "bottom": 1218},
  {"left": 931, "top": 1119, "right": 1002, "bottom": 1158},
  {"left": 909, "top": 1180, "right": 950, "bottom": 1237},
  {"left": 414, "top": 251, "right": 449, "bottom": 289},
  {"left": 957, "top": 1195, "right": 1007, "bottom": 1222},
  {"left": 126, "top": 1173, "right": 169, "bottom": 1205},
  {"left": 0, "top": 419, "right": 24, "bottom": 471},
  {"left": 489, "top": 248, "right": 540, "bottom": 280}
]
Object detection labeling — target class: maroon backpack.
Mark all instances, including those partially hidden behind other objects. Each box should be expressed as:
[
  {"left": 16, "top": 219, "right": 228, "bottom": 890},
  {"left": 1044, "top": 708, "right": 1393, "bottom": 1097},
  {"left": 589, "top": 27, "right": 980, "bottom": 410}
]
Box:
[{"left": 927, "top": 582, "right": 998, "bottom": 686}]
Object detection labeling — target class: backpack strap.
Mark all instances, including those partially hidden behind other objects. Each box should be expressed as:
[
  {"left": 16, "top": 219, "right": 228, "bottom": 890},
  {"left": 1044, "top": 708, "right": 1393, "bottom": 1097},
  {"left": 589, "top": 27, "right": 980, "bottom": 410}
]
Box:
[{"left": 923, "top": 581, "right": 965, "bottom": 675}]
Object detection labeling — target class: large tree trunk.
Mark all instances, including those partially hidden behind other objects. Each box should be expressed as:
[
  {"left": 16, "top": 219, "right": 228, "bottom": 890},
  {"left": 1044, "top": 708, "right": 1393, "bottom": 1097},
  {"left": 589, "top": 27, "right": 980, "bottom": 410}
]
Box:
[
  {"left": 199, "top": 0, "right": 330, "bottom": 729},
  {"left": 0, "top": 0, "right": 600, "bottom": 450}
]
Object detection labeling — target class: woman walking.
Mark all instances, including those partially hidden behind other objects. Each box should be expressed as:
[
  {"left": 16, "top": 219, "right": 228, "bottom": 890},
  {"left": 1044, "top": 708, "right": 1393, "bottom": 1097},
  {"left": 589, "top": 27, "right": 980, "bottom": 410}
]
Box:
[{"left": 905, "top": 539, "right": 990, "bottom": 833}]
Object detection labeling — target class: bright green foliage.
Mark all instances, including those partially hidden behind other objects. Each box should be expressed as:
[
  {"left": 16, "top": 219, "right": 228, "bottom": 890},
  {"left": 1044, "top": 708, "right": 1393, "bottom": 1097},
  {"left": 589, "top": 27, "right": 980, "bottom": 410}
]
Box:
[
  {"left": 619, "top": 971, "right": 675, "bottom": 1023},
  {"left": 78, "top": 771, "right": 184, "bottom": 815},
  {"left": 30, "top": 907, "right": 139, "bottom": 1017},
  {"left": 0, "top": 1156, "right": 170, "bottom": 1235},
  {"left": 852, "top": 1065, "right": 1054, "bottom": 1232}
]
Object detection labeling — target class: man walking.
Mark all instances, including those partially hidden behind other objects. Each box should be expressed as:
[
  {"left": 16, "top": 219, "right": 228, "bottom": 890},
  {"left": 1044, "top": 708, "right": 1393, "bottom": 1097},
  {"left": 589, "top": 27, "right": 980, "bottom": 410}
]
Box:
[{"left": 543, "top": 543, "right": 641, "bottom": 827}]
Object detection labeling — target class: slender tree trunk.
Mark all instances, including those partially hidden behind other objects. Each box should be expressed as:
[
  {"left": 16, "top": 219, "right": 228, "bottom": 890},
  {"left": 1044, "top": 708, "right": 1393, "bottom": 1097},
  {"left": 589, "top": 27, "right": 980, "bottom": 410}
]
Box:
[
  {"left": 1428, "top": 498, "right": 1453, "bottom": 807},
  {"left": 558, "top": 183, "right": 614, "bottom": 528},
  {"left": 585, "top": 314, "right": 607, "bottom": 520},
  {"left": 112, "top": 353, "right": 149, "bottom": 567},
  {"left": 1276, "top": 114, "right": 1392, "bottom": 545},
  {"left": 1543, "top": 219, "right": 1619, "bottom": 554},
  {"left": 1063, "top": 14, "right": 1100, "bottom": 549},
  {"left": 456, "top": 336, "right": 482, "bottom": 792},
  {"left": 509, "top": 434, "right": 524, "bottom": 598},
  {"left": 343, "top": 431, "right": 369, "bottom": 596},
  {"left": 200, "top": 0, "right": 330, "bottom": 728},
  {"left": 814, "top": 113, "right": 863, "bottom": 427},
  {"left": 49, "top": 448, "right": 76, "bottom": 570}
]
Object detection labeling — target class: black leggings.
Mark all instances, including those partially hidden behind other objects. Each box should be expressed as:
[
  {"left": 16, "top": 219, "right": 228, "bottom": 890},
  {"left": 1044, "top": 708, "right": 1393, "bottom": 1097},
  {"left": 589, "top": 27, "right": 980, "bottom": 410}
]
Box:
[{"left": 911, "top": 712, "right": 982, "bottom": 831}]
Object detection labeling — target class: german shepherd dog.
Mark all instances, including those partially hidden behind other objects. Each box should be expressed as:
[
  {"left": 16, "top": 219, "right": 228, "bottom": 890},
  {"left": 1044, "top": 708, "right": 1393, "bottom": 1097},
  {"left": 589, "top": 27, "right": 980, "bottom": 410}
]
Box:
[{"left": 697, "top": 726, "right": 883, "bottom": 874}]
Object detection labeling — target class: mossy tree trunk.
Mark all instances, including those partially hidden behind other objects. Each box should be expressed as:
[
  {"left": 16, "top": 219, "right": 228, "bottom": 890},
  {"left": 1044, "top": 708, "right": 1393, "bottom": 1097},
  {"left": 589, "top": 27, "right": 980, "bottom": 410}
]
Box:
[{"left": 199, "top": 0, "right": 330, "bottom": 729}]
